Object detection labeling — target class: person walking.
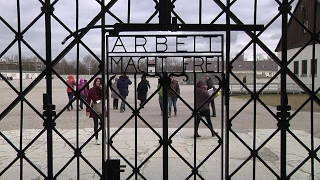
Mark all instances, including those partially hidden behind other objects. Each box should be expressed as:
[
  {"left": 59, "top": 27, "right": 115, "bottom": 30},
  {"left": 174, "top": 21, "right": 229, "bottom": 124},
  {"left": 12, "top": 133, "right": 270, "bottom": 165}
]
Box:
[
  {"left": 86, "top": 77, "right": 107, "bottom": 145},
  {"left": 168, "top": 76, "right": 180, "bottom": 118},
  {"left": 204, "top": 73, "right": 216, "bottom": 117},
  {"left": 111, "top": 77, "right": 120, "bottom": 109},
  {"left": 66, "top": 74, "right": 76, "bottom": 111},
  {"left": 137, "top": 77, "right": 150, "bottom": 107},
  {"left": 117, "top": 74, "right": 132, "bottom": 113},
  {"left": 78, "top": 78, "right": 88, "bottom": 111},
  {"left": 157, "top": 79, "right": 163, "bottom": 115},
  {"left": 195, "top": 80, "right": 215, "bottom": 138}
]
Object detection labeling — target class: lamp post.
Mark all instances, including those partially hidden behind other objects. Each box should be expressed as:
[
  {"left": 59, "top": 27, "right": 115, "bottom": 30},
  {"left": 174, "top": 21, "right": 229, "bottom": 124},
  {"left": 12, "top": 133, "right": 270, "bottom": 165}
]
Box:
[{"left": 87, "top": 66, "right": 92, "bottom": 75}]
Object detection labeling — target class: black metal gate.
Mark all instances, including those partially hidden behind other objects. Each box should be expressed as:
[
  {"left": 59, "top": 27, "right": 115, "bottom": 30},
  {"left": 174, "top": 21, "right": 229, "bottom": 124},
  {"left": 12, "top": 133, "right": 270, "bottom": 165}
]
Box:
[
  {"left": 105, "top": 33, "right": 225, "bottom": 179},
  {"left": 0, "top": 0, "right": 319, "bottom": 179}
]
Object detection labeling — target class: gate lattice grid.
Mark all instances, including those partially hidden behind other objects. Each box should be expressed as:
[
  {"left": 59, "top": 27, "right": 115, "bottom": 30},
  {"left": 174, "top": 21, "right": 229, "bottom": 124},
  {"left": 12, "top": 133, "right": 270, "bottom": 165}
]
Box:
[{"left": 0, "top": 0, "right": 319, "bottom": 179}]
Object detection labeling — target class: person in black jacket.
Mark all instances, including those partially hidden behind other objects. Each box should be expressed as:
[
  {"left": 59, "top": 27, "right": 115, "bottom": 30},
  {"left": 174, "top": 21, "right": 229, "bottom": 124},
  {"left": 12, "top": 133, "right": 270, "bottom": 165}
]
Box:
[
  {"left": 117, "top": 74, "right": 132, "bottom": 113},
  {"left": 204, "top": 73, "right": 216, "bottom": 117},
  {"left": 137, "top": 77, "right": 150, "bottom": 107}
]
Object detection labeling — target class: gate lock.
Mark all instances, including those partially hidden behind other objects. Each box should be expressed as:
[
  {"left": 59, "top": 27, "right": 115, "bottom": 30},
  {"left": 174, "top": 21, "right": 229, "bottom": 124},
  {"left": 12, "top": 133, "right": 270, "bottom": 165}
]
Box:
[{"left": 106, "top": 159, "right": 126, "bottom": 180}]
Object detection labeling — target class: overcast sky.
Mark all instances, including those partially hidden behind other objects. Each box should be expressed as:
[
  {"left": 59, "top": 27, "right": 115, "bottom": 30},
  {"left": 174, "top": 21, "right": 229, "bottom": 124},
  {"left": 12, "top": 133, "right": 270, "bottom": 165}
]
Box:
[{"left": 0, "top": 0, "right": 298, "bottom": 61}]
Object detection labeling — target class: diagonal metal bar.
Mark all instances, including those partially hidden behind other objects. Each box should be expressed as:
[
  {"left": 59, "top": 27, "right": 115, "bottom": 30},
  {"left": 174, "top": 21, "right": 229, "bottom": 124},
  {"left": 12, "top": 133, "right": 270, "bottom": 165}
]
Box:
[
  {"left": 0, "top": 71, "right": 46, "bottom": 120},
  {"left": 53, "top": 0, "right": 118, "bottom": 66},
  {"left": 23, "top": 156, "right": 47, "bottom": 178}
]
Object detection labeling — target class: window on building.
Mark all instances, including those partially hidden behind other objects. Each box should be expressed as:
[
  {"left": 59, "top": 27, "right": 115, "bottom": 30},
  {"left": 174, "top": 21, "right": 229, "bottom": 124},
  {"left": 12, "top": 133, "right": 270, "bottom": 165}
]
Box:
[
  {"left": 294, "top": 61, "right": 299, "bottom": 75},
  {"left": 238, "top": 64, "right": 242, "bottom": 68},
  {"left": 301, "top": 60, "right": 307, "bottom": 75},
  {"left": 262, "top": 64, "right": 266, "bottom": 69},
  {"left": 311, "top": 59, "right": 318, "bottom": 75}
]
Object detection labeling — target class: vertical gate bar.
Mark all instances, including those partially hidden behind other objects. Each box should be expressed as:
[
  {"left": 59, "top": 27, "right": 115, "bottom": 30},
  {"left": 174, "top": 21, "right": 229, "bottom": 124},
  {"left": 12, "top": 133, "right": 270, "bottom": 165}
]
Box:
[
  {"left": 16, "top": 0, "right": 24, "bottom": 178},
  {"left": 106, "top": 34, "right": 111, "bottom": 170},
  {"left": 220, "top": 37, "right": 225, "bottom": 180},
  {"left": 75, "top": 0, "right": 80, "bottom": 178},
  {"left": 127, "top": 0, "right": 131, "bottom": 24},
  {"left": 44, "top": 0, "right": 54, "bottom": 178},
  {"left": 280, "top": 0, "right": 290, "bottom": 179},
  {"left": 101, "top": 1, "right": 107, "bottom": 178},
  {"left": 252, "top": 44, "right": 257, "bottom": 178},
  {"left": 253, "top": 1, "right": 258, "bottom": 178},
  {"left": 310, "top": 1, "right": 318, "bottom": 177},
  {"left": 134, "top": 73, "right": 138, "bottom": 179},
  {"left": 162, "top": 72, "right": 169, "bottom": 179},
  {"left": 199, "top": 0, "right": 202, "bottom": 24},
  {"left": 159, "top": 0, "right": 171, "bottom": 25},
  {"left": 193, "top": 72, "right": 196, "bottom": 180},
  {"left": 225, "top": 0, "right": 231, "bottom": 179}
]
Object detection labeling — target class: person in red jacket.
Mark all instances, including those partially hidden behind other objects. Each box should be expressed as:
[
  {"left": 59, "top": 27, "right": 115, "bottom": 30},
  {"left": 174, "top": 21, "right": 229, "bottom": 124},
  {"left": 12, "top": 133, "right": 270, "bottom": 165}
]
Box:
[
  {"left": 66, "top": 74, "right": 76, "bottom": 111},
  {"left": 86, "top": 77, "right": 107, "bottom": 145}
]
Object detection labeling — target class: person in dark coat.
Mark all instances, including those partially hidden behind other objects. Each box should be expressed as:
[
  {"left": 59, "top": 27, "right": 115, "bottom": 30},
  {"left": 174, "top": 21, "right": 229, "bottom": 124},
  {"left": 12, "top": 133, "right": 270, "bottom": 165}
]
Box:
[
  {"left": 168, "top": 76, "right": 180, "bottom": 117},
  {"left": 137, "top": 77, "right": 150, "bottom": 107},
  {"left": 86, "top": 77, "right": 107, "bottom": 145},
  {"left": 111, "top": 77, "right": 119, "bottom": 109},
  {"left": 204, "top": 73, "right": 216, "bottom": 117},
  {"left": 195, "top": 80, "right": 215, "bottom": 138},
  {"left": 117, "top": 74, "right": 132, "bottom": 113}
]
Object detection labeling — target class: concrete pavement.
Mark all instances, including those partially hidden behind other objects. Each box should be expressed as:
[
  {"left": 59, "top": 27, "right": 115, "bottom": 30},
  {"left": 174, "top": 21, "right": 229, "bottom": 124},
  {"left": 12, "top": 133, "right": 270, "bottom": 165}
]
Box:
[
  {"left": 0, "top": 128, "right": 319, "bottom": 179},
  {"left": 0, "top": 77, "right": 319, "bottom": 179}
]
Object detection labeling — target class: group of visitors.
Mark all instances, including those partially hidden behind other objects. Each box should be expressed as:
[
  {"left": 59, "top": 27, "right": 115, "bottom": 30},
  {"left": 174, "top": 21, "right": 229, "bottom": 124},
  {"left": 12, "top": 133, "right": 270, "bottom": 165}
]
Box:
[
  {"left": 66, "top": 74, "right": 89, "bottom": 111},
  {"left": 65, "top": 73, "right": 218, "bottom": 144},
  {"left": 110, "top": 74, "right": 132, "bottom": 112},
  {"left": 66, "top": 74, "right": 106, "bottom": 144}
]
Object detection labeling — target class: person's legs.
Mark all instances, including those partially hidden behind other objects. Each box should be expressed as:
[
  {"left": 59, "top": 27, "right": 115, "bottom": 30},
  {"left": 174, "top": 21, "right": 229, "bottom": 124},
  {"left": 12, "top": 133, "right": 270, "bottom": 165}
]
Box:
[
  {"left": 120, "top": 96, "right": 127, "bottom": 112},
  {"left": 115, "top": 99, "right": 118, "bottom": 109},
  {"left": 142, "top": 93, "right": 147, "bottom": 106},
  {"left": 159, "top": 95, "right": 163, "bottom": 114},
  {"left": 79, "top": 95, "right": 86, "bottom": 109},
  {"left": 172, "top": 97, "right": 178, "bottom": 116},
  {"left": 210, "top": 99, "right": 216, "bottom": 117},
  {"left": 195, "top": 116, "right": 201, "bottom": 137},
  {"left": 93, "top": 117, "right": 99, "bottom": 140},
  {"left": 67, "top": 92, "right": 74, "bottom": 110},
  {"left": 202, "top": 109, "right": 215, "bottom": 136},
  {"left": 168, "top": 97, "right": 173, "bottom": 117},
  {"left": 113, "top": 99, "right": 116, "bottom": 109}
]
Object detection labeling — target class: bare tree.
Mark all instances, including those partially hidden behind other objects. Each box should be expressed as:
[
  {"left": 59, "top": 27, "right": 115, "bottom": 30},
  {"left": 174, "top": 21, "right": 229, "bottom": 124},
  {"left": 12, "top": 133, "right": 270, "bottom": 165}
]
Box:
[{"left": 82, "top": 55, "right": 99, "bottom": 75}]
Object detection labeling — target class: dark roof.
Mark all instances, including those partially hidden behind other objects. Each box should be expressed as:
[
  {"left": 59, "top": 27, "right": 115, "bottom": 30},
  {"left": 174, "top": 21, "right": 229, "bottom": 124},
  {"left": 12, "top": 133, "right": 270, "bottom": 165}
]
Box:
[{"left": 275, "top": 0, "right": 320, "bottom": 52}]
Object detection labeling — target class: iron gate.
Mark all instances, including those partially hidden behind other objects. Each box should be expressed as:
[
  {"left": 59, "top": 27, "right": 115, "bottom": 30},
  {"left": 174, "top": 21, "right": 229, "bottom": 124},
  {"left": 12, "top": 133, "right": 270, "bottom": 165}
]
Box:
[
  {"left": 0, "top": 0, "right": 319, "bottom": 179},
  {"left": 105, "top": 33, "right": 225, "bottom": 179}
]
